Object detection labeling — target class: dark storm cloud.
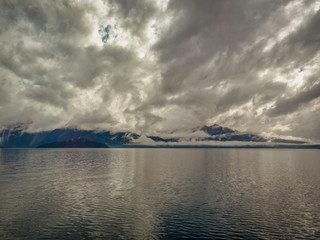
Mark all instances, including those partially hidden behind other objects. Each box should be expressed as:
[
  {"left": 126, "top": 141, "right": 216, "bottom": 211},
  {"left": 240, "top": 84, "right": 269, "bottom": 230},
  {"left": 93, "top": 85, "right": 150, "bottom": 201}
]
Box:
[
  {"left": 257, "top": 9, "right": 320, "bottom": 72},
  {"left": 154, "top": 0, "right": 289, "bottom": 93},
  {"left": 268, "top": 81, "right": 320, "bottom": 117},
  {"left": 25, "top": 81, "right": 75, "bottom": 109},
  {"left": 216, "top": 81, "right": 288, "bottom": 111},
  {"left": 0, "top": 0, "right": 94, "bottom": 38},
  {"left": 288, "top": 9, "right": 320, "bottom": 49},
  {"left": 134, "top": 0, "right": 320, "bottom": 138}
]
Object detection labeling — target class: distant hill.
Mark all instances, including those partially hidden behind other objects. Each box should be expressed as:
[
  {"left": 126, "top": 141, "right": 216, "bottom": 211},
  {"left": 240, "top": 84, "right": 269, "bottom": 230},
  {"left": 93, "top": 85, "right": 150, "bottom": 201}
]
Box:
[
  {"left": 0, "top": 124, "right": 312, "bottom": 148},
  {"left": 37, "top": 138, "right": 107, "bottom": 148},
  {"left": 0, "top": 127, "right": 138, "bottom": 148}
]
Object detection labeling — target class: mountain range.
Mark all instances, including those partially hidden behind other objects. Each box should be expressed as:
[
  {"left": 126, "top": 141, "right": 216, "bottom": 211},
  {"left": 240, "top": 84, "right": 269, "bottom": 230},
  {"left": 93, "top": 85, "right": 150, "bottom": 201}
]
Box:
[{"left": 0, "top": 124, "right": 317, "bottom": 148}]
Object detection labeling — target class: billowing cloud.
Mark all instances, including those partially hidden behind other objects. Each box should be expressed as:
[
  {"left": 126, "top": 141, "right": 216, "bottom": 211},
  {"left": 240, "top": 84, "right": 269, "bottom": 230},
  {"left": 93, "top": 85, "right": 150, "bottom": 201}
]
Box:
[
  {"left": 268, "top": 80, "right": 320, "bottom": 117},
  {"left": 0, "top": 0, "right": 319, "bottom": 140}
]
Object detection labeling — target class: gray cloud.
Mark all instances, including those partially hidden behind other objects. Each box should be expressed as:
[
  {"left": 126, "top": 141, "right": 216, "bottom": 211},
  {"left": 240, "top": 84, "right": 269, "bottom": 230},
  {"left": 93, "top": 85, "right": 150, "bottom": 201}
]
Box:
[
  {"left": 268, "top": 81, "right": 320, "bottom": 117},
  {"left": 0, "top": 0, "right": 319, "bottom": 140},
  {"left": 154, "top": 0, "right": 289, "bottom": 92},
  {"left": 0, "top": 0, "right": 153, "bottom": 132},
  {"left": 0, "top": 0, "right": 94, "bottom": 39},
  {"left": 139, "top": 0, "right": 320, "bottom": 138},
  {"left": 106, "top": 0, "right": 157, "bottom": 37}
]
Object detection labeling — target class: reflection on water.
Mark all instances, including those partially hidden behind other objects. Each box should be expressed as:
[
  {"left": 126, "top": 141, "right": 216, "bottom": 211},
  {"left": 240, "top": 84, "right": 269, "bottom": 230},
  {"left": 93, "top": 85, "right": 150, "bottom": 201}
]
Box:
[{"left": 0, "top": 149, "right": 319, "bottom": 239}]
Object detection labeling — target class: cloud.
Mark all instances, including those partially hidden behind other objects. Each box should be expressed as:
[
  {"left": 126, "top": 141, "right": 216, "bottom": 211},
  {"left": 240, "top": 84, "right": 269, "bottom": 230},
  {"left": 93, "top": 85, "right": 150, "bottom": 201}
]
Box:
[
  {"left": 139, "top": 0, "right": 320, "bottom": 137},
  {"left": 0, "top": 0, "right": 160, "bottom": 132},
  {"left": 106, "top": 0, "right": 157, "bottom": 38},
  {"left": 0, "top": 0, "right": 319, "bottom": 140},
  {"left": 268, "top": 80, "right": 320, "bottom": 117}
]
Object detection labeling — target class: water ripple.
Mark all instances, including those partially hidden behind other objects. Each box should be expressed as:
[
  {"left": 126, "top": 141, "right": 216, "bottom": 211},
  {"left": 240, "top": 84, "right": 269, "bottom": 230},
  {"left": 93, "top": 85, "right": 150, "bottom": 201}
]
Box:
[{"left": 0, "top": 148, "right": 319, "bottom": 239}]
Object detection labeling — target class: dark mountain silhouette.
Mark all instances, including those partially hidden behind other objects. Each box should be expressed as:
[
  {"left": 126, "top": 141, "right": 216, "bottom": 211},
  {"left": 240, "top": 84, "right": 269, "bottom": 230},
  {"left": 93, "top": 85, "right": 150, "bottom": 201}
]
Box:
[
  {"left": 0, "top": 124, "right": 310, "bottom": 148},
  {"left": 37, "top": 138, "right": 107, "bottom": 148},
  {"left": 201, "top": 124, "right": 235, "bottom": 135},
  {"left": 199, "top": 124, "right": 267, "bottom": 142},
  {"left": 0, "top": 128, "right": 138, "bottom": 148},
  {"left": 147, "top": 136, "right": 179, "bottom": 142}
]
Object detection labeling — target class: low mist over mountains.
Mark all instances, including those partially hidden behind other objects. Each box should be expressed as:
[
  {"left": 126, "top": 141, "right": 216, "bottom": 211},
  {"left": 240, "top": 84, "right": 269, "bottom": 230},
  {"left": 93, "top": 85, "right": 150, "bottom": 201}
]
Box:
[{"left": 0, "top": 124, "right": 314, "bottom": 148}]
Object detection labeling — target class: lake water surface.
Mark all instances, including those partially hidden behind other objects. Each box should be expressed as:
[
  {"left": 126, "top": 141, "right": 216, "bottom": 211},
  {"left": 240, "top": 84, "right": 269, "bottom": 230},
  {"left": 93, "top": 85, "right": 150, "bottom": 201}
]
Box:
[{"left": 0, "top": 148, "right": 319, "bottom": 239}]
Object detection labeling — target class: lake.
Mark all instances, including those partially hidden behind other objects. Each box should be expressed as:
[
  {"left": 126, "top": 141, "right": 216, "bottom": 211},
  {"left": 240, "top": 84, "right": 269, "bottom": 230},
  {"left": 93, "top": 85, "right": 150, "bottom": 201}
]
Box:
[{"left": 0, "top": 148, "right": 319, "bottom": 239}]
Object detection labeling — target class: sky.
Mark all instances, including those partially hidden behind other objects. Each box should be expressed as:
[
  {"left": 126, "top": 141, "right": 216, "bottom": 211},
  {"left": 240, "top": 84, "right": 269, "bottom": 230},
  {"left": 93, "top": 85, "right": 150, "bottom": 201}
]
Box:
[{"left": 0, "top": 0, "right": 319, "bottom": 140}]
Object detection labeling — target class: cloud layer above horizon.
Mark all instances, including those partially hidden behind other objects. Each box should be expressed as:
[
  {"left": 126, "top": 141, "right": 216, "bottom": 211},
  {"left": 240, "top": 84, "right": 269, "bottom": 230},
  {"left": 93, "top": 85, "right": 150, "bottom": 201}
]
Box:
[{"left": 0, "top": 0, "right": 319, "bottom": 140}]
